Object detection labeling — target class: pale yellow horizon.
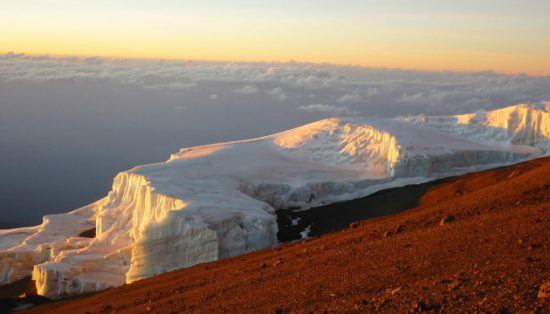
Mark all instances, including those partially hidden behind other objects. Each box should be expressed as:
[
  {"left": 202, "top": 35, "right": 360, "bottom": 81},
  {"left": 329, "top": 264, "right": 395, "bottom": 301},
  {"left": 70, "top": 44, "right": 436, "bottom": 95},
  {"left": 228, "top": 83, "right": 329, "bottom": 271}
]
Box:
[
  {"left": 4, "top": 49, "right": 549, "bottom": 77},
  {"left": 2, "top": 1, "right": 549, "bottom": 76}
]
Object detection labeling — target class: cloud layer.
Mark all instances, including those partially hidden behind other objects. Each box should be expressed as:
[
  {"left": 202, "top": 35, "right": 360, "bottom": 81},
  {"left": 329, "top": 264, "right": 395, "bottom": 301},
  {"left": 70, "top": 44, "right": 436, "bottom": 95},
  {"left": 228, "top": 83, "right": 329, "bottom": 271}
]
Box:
[
  {"left": 298, "top": 104, "right": 358, "bottom": 116},
  {"left": 1, "top": 52, "right": 549, "bottom": 117}
]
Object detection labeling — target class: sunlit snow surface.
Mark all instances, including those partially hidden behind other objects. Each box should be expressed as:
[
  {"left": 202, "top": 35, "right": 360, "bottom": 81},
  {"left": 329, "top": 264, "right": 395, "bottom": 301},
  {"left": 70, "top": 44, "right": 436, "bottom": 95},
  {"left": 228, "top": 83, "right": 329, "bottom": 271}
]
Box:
[{"left": 0, "top": 104, "right": 548, "bottom": 298}]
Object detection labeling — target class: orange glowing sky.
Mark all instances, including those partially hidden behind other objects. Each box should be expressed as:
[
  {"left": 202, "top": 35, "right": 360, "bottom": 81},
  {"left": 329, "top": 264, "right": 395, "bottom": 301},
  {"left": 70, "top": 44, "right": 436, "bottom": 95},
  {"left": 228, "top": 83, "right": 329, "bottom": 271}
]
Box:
[{"left": 2, "top": 0, "right": 550, "bottom": 75}]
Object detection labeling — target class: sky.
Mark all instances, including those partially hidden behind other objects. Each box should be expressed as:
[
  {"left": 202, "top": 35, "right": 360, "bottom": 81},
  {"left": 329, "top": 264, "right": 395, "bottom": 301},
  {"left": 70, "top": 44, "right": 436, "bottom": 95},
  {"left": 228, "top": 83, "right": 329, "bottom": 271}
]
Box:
[{"left": 1, "top": 0, "right": 550, "bottom": 75}]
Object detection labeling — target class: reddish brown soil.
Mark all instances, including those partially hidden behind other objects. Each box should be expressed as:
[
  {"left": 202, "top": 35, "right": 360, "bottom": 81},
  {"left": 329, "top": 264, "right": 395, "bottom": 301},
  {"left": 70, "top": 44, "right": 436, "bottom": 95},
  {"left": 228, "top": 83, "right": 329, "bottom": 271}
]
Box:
[{"left": 27, "top": 158, "right": 550, "bottom": 313}]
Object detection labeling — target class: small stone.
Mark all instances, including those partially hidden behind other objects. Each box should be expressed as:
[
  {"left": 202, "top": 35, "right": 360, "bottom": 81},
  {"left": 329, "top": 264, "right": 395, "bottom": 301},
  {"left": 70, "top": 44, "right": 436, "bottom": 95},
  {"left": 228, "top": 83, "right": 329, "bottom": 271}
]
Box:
[
  {"left": 383, "top": 231, "right": 393, "bottom": 238},
  {"left": 349, "top": 221, "right": 360, "bottom": 229},
  {"left": 448, "top": 280, "right": 461, "bottom": 291},
  {"left": 260, "top": 262, "right": 268, "bottom": 269},
  {"left": 538, "top": 282, "right": 550, "bottom": 298},
  {"left": 507, "top": 169, "right": 519, "bottom": 179},
  {"left": 389, "top": 286, "right": 402, "bottom": 296},
  {"left": 395, "top": 225, "right": 405, "bottom": 233},
  {"left": 410, "top": 299, "right": 427, "bottom": 312},
  {"left": 440, "top": 215, "right": 455, "bottom": 225}
]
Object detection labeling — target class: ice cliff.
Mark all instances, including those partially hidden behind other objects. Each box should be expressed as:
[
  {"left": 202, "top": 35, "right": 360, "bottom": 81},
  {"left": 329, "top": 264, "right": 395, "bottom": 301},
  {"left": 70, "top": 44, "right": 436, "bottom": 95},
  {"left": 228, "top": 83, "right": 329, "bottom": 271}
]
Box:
[{"left": 0, "top": 104, "right": 548, "bottom": 298}]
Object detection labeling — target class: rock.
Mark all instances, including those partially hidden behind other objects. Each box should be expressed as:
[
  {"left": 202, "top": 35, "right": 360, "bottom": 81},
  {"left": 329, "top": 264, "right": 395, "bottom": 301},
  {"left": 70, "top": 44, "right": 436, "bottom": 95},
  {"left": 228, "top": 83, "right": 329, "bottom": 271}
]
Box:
[
  {"left": 260, "top": 262, "right": 267, "bottom": 269},
  {"left": 538, "top": 282, "right": 550, "bottom": 298},
  {"left": 440, "top": 215, "right": 455, "bottom": 225},
  {"left": 78, "top": 227, "right": 96, "bottom": 238},
  {"left": 389, "top": 286, "right": 402, "bottom": 296},
  {"left": 396, "top": 225, "right": 405, "bottom": 233},
  {"left": 410, "top": 299, "right": 427, "bottom": 312},
  {"left": 447, "top": 280, "right": 461, "bottom": 291},
  {"left": 383, "top": 231, "right": 393, "bottom": 238},
  {"left": 349, "top": 222, "right": 360, "bottom": 229},
  {"left": 507, "top": 169, "right": 520, "bottom": 179}
]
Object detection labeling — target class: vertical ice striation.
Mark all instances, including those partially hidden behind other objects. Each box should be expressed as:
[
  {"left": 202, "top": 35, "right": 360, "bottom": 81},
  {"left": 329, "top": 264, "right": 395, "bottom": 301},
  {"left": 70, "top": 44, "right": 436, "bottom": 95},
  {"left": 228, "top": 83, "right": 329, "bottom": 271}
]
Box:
[
  {"left": 0, "top": 104, "right": 548, "bottom": 298},
  {"left": 273, "top": 118, "right": 404, "bottom": 175},
  {"left": 400, "top": 104, "right": 550, "bottom": 154}
]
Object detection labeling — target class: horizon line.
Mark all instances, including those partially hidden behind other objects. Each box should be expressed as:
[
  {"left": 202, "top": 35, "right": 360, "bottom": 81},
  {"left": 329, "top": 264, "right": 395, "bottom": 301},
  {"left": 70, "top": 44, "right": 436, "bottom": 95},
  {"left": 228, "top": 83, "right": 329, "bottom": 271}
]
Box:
[{"left": 3, "top": 50, "right": 549, "bottom": 78}]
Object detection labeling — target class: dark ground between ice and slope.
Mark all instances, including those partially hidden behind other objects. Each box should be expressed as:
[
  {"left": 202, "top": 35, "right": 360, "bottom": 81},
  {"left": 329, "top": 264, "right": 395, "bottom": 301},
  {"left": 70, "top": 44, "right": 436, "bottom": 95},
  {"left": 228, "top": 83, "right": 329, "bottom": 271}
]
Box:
[{"left": 277, "top": 177, "right": 450, "bottom": 242}]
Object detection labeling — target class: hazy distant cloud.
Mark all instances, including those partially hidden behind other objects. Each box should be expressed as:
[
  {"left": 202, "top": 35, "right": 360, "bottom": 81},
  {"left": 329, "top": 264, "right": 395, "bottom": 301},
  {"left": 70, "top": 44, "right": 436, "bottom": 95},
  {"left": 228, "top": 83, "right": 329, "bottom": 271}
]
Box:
[
  {"left": 173, "top": 105, "right": 190, "bottom": 110},
  {"left": 336, "top": 93, "right": 363, "bottom": 104},
  {"left": 233, "top": 85, "right": 258, "bottom": 95},
  {"left": 268, "top": 87, "right": 287, "bottom": 102},
  {"left": 145, "top": 82, "right": 196, "bottom": 93},
  {"left": 298, "top": 104, "right": 358, "bottom": 116},
  {"left": 1, "top": 53, "right": 549, "bottom": 117}
]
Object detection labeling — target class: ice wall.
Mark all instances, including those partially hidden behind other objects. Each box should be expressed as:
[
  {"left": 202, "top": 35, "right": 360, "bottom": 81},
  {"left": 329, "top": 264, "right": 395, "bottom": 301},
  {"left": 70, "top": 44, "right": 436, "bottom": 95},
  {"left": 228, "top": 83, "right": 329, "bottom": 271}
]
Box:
[
  {"left": 0, "top": 204, "right": 97, "bottom": 286},
  {"left": 401, "top": 104, "right": 550, "bottom": 154},
  {"left": 273, "top": 118, "right": 403, "bottom": 174}
]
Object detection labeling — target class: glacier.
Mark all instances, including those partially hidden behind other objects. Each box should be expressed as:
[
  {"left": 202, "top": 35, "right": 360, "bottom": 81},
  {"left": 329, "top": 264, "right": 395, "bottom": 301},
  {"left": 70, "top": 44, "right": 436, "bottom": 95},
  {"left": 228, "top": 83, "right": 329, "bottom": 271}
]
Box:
[{"left": 0, "top": 104, "right": 548, "bottom": 298}]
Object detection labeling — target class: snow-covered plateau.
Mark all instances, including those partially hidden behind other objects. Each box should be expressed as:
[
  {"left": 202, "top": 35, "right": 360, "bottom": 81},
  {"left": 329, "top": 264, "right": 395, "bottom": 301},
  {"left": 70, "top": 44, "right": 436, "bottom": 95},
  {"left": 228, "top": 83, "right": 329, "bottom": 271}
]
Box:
[{"left": 1, "top": 104, "right": 548, "bottom": 298}]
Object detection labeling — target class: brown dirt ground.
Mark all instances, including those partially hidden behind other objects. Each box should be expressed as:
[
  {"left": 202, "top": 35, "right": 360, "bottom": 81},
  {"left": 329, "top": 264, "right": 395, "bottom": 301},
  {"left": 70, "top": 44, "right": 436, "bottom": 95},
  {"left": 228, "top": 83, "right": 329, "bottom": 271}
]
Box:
[{"left": 26, "top": 157, "right": 550, "bottom": 313}]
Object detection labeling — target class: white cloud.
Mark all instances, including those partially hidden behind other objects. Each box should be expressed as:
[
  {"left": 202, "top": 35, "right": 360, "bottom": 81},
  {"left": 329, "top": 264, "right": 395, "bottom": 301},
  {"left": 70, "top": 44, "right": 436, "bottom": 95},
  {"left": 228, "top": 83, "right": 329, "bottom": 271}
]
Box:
[
  {"left": 233, "top": 85, "right": 258, "bottom": 95},
  {"left": 1, "top": 53, "right": 549, "bottom": 117},
  {"left": 173, "top": 105, "right": 190, "bottom": 110},
  {"left": 298, "top": 104, "right": 358, "bottom": 116},
  {"left": 268, "top": 87, "right": 287, "bottom": 102},
  {"left": 145, "top": 82, "right": 196, "bottom": 92},
  {"left": 209, "top": 93, "right": 219, "bottom": 100},
  {"left": 336, "top": 93, "right": 363, "bottom": 104}
]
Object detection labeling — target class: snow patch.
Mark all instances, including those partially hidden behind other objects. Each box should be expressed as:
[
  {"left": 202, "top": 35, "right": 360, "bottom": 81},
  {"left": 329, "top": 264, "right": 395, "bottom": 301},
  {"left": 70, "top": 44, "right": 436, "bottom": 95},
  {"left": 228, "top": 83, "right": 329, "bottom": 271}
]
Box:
[{"left": 300, "top": 225, "right": 312, "bottom": 239}]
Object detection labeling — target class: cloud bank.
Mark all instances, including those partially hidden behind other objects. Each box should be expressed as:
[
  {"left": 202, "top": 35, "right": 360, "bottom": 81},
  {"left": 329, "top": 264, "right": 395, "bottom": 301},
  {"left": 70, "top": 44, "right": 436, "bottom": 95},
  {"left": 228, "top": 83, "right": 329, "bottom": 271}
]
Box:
[
  {"left": 1, "top": 52, "right": 549, "bottom": 117},
  {"left": 298, "top": 104, "right": 358, "bottom": 116}
]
